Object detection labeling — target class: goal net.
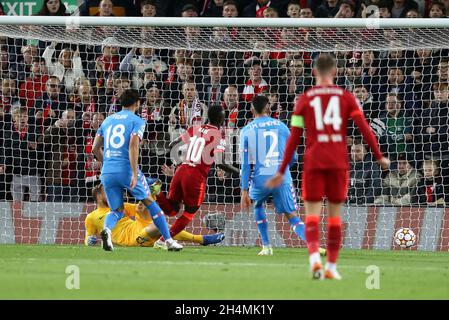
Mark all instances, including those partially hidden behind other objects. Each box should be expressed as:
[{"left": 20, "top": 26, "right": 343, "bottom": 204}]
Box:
[{"left": 1, "top": 17, "right": 449, "bottom": 251}]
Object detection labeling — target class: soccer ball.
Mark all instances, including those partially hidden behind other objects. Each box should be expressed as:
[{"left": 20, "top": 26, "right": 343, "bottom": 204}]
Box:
[{"left": 394, "top": 228, "right": 416, "bottom": 248}]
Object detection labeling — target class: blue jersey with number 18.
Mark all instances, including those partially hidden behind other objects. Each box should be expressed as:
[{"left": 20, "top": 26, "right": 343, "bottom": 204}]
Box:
[{"left": 97, "top": 109, "right": 145, "bottom": 175}]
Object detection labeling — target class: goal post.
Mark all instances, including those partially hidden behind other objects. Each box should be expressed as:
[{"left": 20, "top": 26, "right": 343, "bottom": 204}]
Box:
[{"left": 0, "top": 16, "right": 449, "bottom": 251}]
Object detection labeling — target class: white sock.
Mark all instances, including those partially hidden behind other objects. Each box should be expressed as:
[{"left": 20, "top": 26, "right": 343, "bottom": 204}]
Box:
[
  {"left": 326, "top": 262, "right": 337, "bottom": 273},
  {"left": 309, "top": 252, "right": 321, "bottom": 269}
]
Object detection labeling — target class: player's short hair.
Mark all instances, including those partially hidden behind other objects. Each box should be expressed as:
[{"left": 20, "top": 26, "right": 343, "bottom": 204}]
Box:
[
  {"left": 315, "top": 54, "right": 336, "bottom": 75},
  {"left": 92, "top": 184, "right": 104, "bottom": 202},
  {"left": 120, "top": 89, "right": 140, "bottom": 108},
  {"left": 207, "top": 103, "right": 225, "bottom": 126},
  {"left": 252, "top": 95, "right": 269, "bottom": 114}
]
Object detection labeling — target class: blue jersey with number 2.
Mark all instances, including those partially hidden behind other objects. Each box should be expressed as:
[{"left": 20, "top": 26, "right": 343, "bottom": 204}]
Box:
[{"left": 97, "top": 109, "right": 146, "bottom": 175}]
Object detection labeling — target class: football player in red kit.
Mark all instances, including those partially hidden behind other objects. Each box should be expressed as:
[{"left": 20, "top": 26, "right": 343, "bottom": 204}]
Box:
[
  {"left": 154, "top": 104, "right": 238, "bottom": 249},
  {"left": 267, "top": 54, "right": 390, "bottom": 280}
]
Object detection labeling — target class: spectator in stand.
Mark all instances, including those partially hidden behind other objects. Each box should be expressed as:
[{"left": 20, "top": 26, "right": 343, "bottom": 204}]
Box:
[
  {"left": 241, "top": 58, "right": 269, "bottom": 103},
  {"left": 222, "top": 85, "right": 248, "bottom": 128},
  {"left": 436, "top": 58, "right": 449, "bottom": 84},
  {"left": 340, "top": 58, "right": 363, "bottom": 92},
  {"left": 263, "top": 7, "right": 279, "bottom": 17},
  {"left": 1, "top": 78, "right": 21, "bottom": 115},
  {"left": 42, "top": 43, "right": 85, "bottom": 94},
  {"left": 375, "top": 153, "right": 420, "bottom": 205},
  {"left": 0, "top": 97, "right": 12, "bottom": 200},
  {"left": 282, "top": 55, "right": 312, "bottom": 97},
  {"left": 375, "top": 67, "right": 407, "bottom": 109},
  {"left": 181, "top": 3, "right": 199, "bottom": 17},
  {"left": 348, "top": 141, "right": 382, "bottom": 205},
  {"left": 315, "top": 0, "right": 342, "bottom": 17},
  {"left": 13, "top": 44, "right": 39, "bottom": 82},
  {"left": 163, "top": 57, "right": 194, "bottom": 106},
  {"left": 440, "top": 0, "right": 449, "bottom": 16},
  {"left": 0, "top": 47, "right": 16, "bottom": 80},
  {"left": 202, "top": 0, "right": 225, "bottom": 16},
  {"left": 413, "top": 159, "right": 446, "bottom": 206},
  {"left": 19, "top": 57, "right": 49, "bottom": 110},
  {"left": 335, "top": 0, "right": 356, "bottom": 17},
  {"left": 287, "top": 1, "right": 301, "bottom": 17},
  {"left": 390, "top": 0, "right": 419, "bottom": 17},
  {"left": 107, "top": 77, "right": 131, "bottom": 115},
  {"left": 141, "top": 0, "right": 157, "bottom": 16},
  {"left": 119, "top": 47, "right": 167, "bottom": 90},
  {"left": 140, "top": 85, "right": 171, "bottom": 176},
  {"left": 34, "top": 76, "right": 67, "bottom": 131},
  {"left": 36, "top": 0, "right": 69, "bottom": 15},
  {"left": 1, "top": 107, "right": 44, "bottom": 202},
  {"left": 428, "top": 1, "right": 446, "bottom": 16},
  {"left": 74, "top": 83, "right": 98, "bottom": 129},
  {"left": 97, "top": 72, "right": 115, "bottom": 114},
  {"left": 377, "top": 0, "right": 392, "bottom": 17},
  {"left": 299, "top": 6, "right": 314, "bottom": 17},
  {"left": 406, "top": 7, "right": 420, "bottom": 17},
  {"left": 360, "top": 50, "right": 381, "bottom": 91},
  {"left": 417, "top": 82, "right": 449, "bottom": 160},
  {"left": 222, "top": 0, "right": 239, "bottom": 16},
  {"left": 242, "top": 0, "right": 280, "bottom": 17},
  {"left": 78, "top": 112, "right": 104, "bottom": 201},
  {"left": 371, "top": 93, "right": 413, "bottom": 160},
  {"left": 168, "top": 80, "right": 207, "bottom": 141},
  {"left": 79, "top": 0, "right": 138, "bottom": 16},
  {"left": 43, "top": 109, "right": 79, "bottom": 202},
  {"left": 197, "top": 59, "right": 227, "bottom": 107},
  {"left": 88, "top": 37, "right": 120, "bottom": 89}
]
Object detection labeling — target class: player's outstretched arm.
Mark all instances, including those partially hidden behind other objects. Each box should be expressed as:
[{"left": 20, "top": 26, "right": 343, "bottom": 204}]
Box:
[{"left": 92, "top": 135, "right": 104, "bottom": 163}]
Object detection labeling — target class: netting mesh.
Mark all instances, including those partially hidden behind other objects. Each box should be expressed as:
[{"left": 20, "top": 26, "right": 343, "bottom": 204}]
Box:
[{"left": 0, "top": 21, "right": 449, "bottom": 251}]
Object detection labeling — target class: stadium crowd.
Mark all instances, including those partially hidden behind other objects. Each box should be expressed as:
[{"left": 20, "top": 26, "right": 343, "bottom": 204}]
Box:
[{"left": 0, "top": 0, "right": 448, "bottom": 207}]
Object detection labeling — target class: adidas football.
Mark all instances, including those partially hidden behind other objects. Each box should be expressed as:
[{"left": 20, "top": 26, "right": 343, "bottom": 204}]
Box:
[{"left": 394, "top": 228, "right": 416, "bottom": 248}]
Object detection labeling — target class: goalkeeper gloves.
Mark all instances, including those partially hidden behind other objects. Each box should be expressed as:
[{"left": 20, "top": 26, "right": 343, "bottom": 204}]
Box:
[{"left": 87, "top": 236, "right": 97, "bottom": 246}]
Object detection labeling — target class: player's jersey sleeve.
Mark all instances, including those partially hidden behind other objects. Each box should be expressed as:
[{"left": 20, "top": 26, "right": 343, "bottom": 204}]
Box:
[
  {"left": 84, "top": 214, "right": 97, "bottom": 245},
  {"left": 291, "top": 94, "right": 307, "bottom": 128},
  {"left": 131, "top": 117, "right": 146, "bottom": 141},
  {"left": 239, "top": 128, "right": 251, "bottom": 191}
]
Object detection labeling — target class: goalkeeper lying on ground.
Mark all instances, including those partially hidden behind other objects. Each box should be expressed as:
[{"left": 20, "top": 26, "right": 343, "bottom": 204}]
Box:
[{"left": 85, "top": 181, "right": 225, "bottom": 247}]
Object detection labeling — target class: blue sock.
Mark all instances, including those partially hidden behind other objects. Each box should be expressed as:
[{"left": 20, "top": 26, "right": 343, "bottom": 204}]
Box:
[
  {"left": 288, "top": 215, "right": 306, "bottom": 242},
  {"left": 104, "top": 210, "right": 124, "bottom": 231},
  {"left": 146, "top": 202, "right": 172, "bottom": 241},
  {"left": 254, "top": 204, "right": 270, "bottom": 246}
]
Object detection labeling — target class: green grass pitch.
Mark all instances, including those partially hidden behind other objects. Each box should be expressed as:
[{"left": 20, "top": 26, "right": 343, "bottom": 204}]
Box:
[{"left": 1, "top": 245, "right": 449, "bottom": 299}]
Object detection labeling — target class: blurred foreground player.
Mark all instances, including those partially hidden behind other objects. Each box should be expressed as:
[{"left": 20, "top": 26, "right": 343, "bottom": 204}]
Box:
[{"left": 267, "top": 54, "right": 390, "bottom": 280}]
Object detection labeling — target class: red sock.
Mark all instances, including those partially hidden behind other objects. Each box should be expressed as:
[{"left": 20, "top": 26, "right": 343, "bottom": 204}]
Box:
[
  {"left": 169, "top": 212, "right": 195, "bottom": 238},
  {"left": 156, "top": 192, "right": 177, "bottom": 217},
  {"left": 327, "top": 216, "right": 342, "bottom": 264},
  {"left": 305, "top": 215, "right": 320, "bottom": 255}
]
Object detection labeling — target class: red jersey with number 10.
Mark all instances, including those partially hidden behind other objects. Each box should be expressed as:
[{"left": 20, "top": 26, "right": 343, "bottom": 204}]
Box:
[
  {"left": 180, "top": 124, "right": 226, "bottom": 178},
  {"left": 294, "top": 85, "right": 364, "bottom": 170}
]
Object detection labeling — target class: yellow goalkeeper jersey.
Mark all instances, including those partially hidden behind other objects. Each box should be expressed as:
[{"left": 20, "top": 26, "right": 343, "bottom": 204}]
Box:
[{"left": 84, "top": 203, "right": 155, "bottom": 247}]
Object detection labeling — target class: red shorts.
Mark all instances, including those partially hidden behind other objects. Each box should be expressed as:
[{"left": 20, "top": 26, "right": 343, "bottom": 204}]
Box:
[
  {"left": 168, "top": 165, "right": 207, "bottom": 208},
  {"left": 302, "top": 169, "right": 349, "bottom": 203}
]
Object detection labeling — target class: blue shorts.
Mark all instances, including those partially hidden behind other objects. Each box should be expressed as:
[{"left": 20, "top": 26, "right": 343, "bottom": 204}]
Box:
[
  {"left": 249, "top": 183, "right": 299, "bottom": 214},
  {"left": 101, "top": 171, "right": 150, "bottom": 211}
]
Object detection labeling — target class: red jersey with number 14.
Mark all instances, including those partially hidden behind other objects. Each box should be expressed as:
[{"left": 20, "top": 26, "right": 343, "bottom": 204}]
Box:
[
  {"left": 294, "top": 85, "right": 363, "bottom": 170},
  {"left": 180, "top": 124, "right": 226, "bottom": 178}
]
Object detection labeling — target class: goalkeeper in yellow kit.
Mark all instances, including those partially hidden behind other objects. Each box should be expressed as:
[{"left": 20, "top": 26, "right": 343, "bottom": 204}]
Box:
[{"left": 85, "top": 180, "right": 225, "bottom": 247}]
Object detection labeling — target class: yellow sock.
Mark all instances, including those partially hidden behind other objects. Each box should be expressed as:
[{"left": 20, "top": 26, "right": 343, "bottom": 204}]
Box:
[{"left": 174, "top": 230, "right": 204, "bottom": 244}]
